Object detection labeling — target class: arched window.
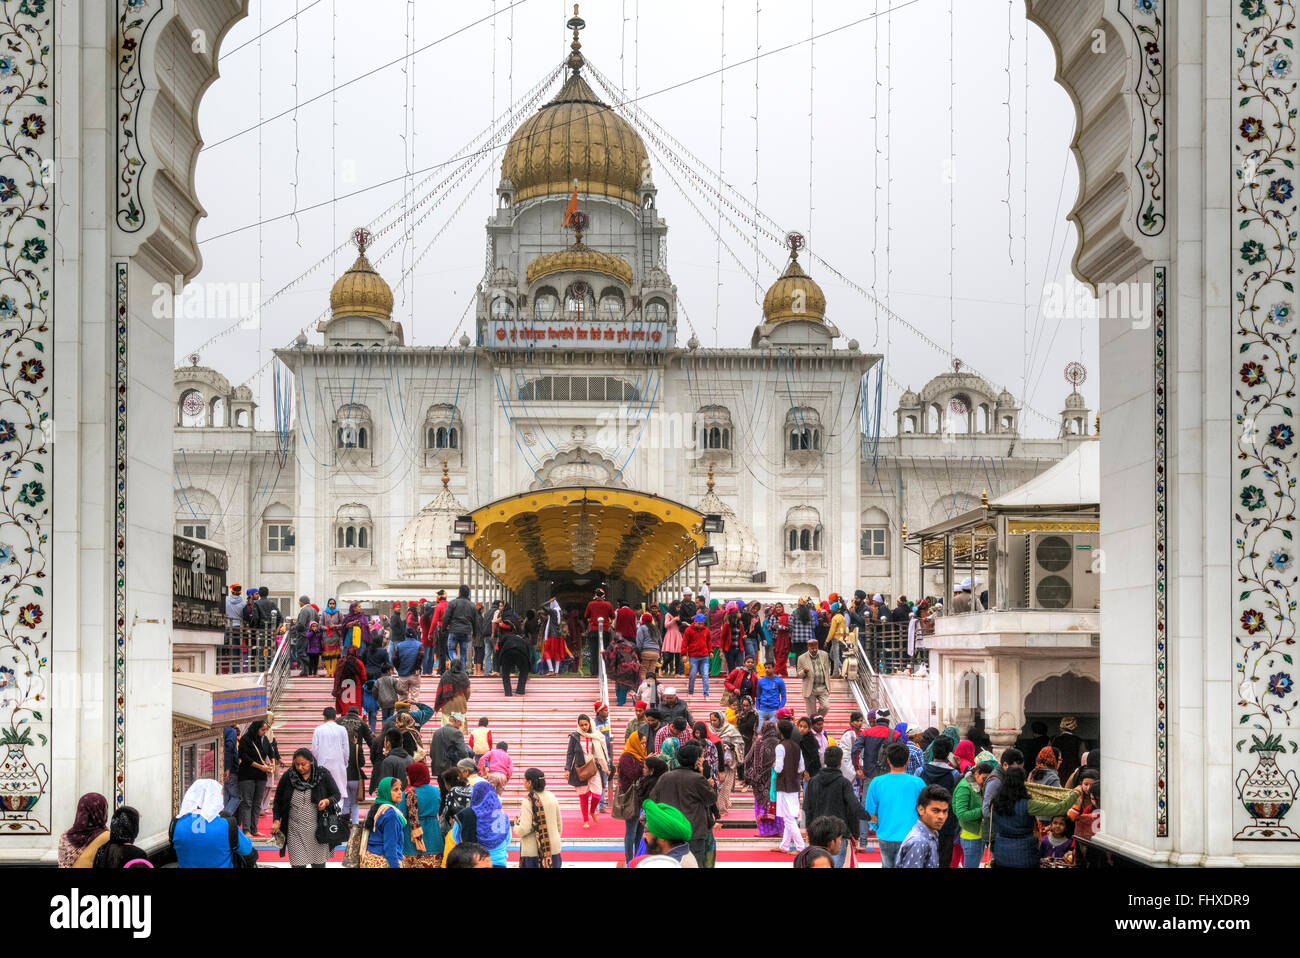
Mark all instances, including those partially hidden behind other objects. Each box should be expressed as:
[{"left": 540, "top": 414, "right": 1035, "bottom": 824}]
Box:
[
  {"left": 210, "top": 397, "right": 225, "bottom": 428},
  {"left": 564, "top": 282, "right": 594, "bottom": 318},
  {"left": 263, "top": 502, "right": 294, "bottom": 554},
  {"left": 784, "top": 407, "right": 822, "bottom": 457},
  {"left": 598, "top": 288, "right": 624, "bottom": 322},
  {"left": 785, "top": 505, "right": 821, "bottom": 555},
  {"left": 425, "top": 404, "right": 465, "bottom": 456},
  {"left": 860, "top": 507, "right": 890, "bottom": 558},
  {"left": 335, "top": 503, "right": 372, "bottom": 556},
  {"left": 695, "top": 405, "right": 733, "bottom": 453},
  {"left": 336, "top": 405, "right": 374, "bottom": 452},
  {"left": 179, "top": 389, "right": 206, "bottom": 428}
]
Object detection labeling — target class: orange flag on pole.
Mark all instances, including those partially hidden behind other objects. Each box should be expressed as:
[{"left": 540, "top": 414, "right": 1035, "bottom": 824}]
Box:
[{"left": 563, "top": 179, "right": 579, "bottom": 227}]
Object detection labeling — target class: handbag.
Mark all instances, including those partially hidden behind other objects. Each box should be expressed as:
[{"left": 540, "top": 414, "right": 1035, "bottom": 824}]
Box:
[
  {"left": 342, "top": 822, "right": 367, "bottom": 868},
  {"left": 572, "top": 733, "right": 599, "bottom": 782},
  {"left": 610, "top": 779, "right": 634, "bottom": 820},
  {"left": 316, "top": 802, "right": 348, "bottom": 847}
]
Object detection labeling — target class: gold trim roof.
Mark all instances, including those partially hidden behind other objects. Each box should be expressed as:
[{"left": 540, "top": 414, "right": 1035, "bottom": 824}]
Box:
[
  {"left": 526, "top": 242, "right": 635, "bottom": 287},
  {"left": 762, "top": 254, "right": 827, "bottom": 324},
  {"left": 329, "top": 252, "right": 394, "bottom": 320},
  {"left": 502, "top": 72, "right": 649, "bottom": 206}
]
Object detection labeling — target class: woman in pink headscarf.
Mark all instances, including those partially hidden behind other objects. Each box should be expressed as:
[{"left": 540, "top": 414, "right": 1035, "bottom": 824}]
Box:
[{"left": 953, "top": 739, "right": 977, "bottom": 774}]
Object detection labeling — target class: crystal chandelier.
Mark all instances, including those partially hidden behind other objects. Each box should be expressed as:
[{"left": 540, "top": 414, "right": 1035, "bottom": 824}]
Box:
[{"left": 572, "top": 502, "right": 596, "bottom": 574}]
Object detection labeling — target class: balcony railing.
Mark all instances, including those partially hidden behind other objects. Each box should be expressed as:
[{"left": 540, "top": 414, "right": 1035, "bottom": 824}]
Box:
[
  {"left": 862, "top": 619, "right": 931, "bottom": 675},
  {"left": 215, "top": 626, "right": 281, "bottom": 676}
]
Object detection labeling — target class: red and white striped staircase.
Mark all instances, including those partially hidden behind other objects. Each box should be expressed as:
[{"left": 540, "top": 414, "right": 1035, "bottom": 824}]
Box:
[{"left": 253, "top": 672, "right": 873, "bottom": 867}]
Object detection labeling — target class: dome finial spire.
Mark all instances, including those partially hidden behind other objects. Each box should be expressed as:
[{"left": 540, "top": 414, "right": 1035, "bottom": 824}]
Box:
[
  {"left": 566, "top": 4, "right": 586, "bottom": 74},
  {"left": 351, "top": 225, "right": 371, "bottom": 255},
  {"left": 442, "top": 458, "right": 450, "bottom": 489},
  {"left": 707, "top": 460, "right": 715, "bottom": 492}
]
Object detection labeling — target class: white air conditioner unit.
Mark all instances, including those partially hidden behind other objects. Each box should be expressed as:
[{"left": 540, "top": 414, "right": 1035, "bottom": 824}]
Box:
[{"left": 1023, "top": 532, "right": 1100, "bottom": 610}]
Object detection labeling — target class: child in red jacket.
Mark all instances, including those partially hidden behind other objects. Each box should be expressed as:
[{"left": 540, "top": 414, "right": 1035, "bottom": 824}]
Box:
[{"left": 682, "top": 613, "right": 713, "bottom": 698}]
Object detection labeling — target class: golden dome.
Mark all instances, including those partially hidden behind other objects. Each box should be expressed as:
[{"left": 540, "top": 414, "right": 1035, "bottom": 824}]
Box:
[
  {"left": 526, "top": 242, "right": 634, "bottom": 287},
  {"left": 502, "top": 72, "right": 649, "bottom": 206},
  {"left": 762, "top": 253, "right": 827, "bottom": 323},
  {"left": 329, "top": 251, "right": 394, "bottom": 320}
]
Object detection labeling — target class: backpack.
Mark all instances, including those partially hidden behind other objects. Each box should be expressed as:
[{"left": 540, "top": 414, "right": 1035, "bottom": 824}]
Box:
[
  {"left": 169, "top": 814, "right": 258, "bottom": 868},
  {"left": 876, "top": 729, "right": 902, "bottom": 774}
]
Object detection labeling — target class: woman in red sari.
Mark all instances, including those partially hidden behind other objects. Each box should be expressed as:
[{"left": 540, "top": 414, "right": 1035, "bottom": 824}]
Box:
[
  {"left": 766, "top": 603, "right": 791, "bottom": 677},
  {"left": 333, "top": 644, "right": 367, "bottom": 716}
]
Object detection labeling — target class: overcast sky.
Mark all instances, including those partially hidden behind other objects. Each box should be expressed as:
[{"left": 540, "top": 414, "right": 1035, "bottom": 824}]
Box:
[{"left": 182, "top": 0, "right": 1093, "bottom": 437}]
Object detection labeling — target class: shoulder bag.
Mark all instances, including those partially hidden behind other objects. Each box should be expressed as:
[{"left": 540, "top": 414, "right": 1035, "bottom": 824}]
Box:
[
  {"left": 316, "top": 800, "right": 348, "bottom": 847},
  {"left": 610, "top": 774, "right": 633, "bottom": 819},
  {"left": 572, "top": 734, "right": 598, "bottom": 782}
]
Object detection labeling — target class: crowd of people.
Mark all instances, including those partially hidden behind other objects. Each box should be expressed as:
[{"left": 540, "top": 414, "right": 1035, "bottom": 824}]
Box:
[
  {"left": 221, "top": 578, "right": 968, "bottom": 698},
  {"left": 51, "top": 581, "right": 1093, "bottom": 869}
]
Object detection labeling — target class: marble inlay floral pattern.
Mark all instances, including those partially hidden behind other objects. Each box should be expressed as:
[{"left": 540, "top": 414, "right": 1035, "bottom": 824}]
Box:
[
  {"left": 1118, "top": 0, "right": 1166, "bottom": 236},
  {"left": 1232, "top": 0, "right": 1299, "bottom": 841},
  {"left": 1153, "top": 264, "right": 1167, "bottom": 837},
  {"left": 116, "top": 0, "right": 161, "bottom": 231},
  {"left": 0, "top": 0, "right": 52, "bottom": 834},
  {"left": 114, "top": 263, "right": 127, "bottom": 807}
]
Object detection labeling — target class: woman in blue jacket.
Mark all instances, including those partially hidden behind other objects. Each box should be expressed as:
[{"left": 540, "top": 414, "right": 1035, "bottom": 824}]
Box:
[
  {"left": 362, "top": 776, "right": 405, "bottom": 868},
  {"left": 172, "top": 779, "right": 254, "bottom": 868}
]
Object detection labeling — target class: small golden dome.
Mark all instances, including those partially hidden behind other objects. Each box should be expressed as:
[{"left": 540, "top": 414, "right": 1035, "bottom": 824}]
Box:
[
  {"left": 329, "top": 251, "right": 394, "bottom": 320},
  {"left": 762, "top": 253, "right": 827, "bottom": 323},
  {"left": 502, "top": 72, "right": 649, "bottom": 206},
  {"left": 526, "top": 242, "right": 634, "bottom": 287}
]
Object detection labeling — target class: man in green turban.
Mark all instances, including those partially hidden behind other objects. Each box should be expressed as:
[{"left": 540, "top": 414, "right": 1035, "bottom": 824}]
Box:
[{"left": 638, "top": 800, "right": 698, "bottom": 867}]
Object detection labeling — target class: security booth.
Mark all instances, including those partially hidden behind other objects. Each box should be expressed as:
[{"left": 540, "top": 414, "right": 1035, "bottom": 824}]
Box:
[
  {"left": 904, "top": 443, "right": 1101, "bottom": 752},
  {"left": 170, "top": 673, "right": 268, "bottom": 818}
]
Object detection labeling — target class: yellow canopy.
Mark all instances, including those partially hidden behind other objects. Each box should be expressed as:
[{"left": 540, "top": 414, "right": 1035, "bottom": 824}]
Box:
[{"left": 465, "top": 487, "right": 706, "bottom": 593}]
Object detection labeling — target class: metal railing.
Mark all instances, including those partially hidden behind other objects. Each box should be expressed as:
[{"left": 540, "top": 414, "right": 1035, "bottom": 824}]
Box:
[
  {"left": 849, "top": 633, "right": 908, "bottom": 725},
  {"left": 264, "top": 632, "right": 293, "bottom": 709},
  {"left": 214, "top": 627, "right": 280, "bottom": 675},
  {"left": 863, "top": 620, "right": 930, "bottom": 674},
  {"left": 597, "top": 626, "right": 609, "bottom": 707}
]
